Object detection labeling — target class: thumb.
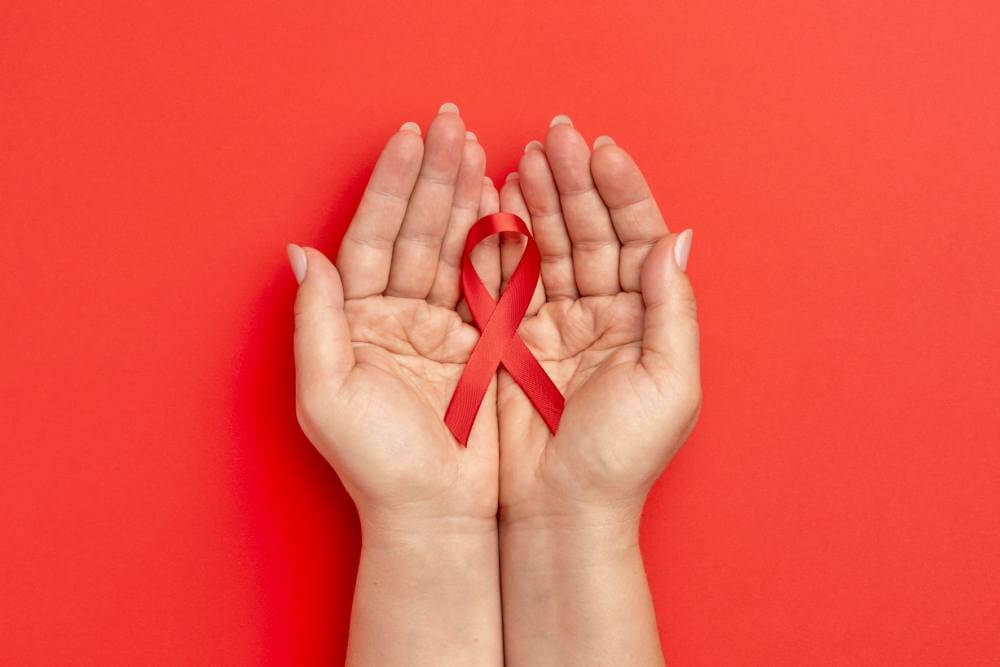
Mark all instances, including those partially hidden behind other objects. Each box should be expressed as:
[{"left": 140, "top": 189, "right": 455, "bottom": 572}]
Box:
[
  {"left": 289, "top": 244, "right": 355, "bottom": 396},
  {"left": 639, "top": 230, "right": 699, "bottom": 385}
]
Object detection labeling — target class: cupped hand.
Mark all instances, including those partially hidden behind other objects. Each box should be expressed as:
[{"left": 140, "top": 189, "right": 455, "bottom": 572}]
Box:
[
  {"left": 496, "top": 118, "right": 701, "bottom": 528},
  {"left": 291, "top": 104, "right": 502, "bottom": 529}
]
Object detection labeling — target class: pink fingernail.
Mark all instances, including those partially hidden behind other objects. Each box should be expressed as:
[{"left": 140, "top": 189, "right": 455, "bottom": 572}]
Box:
[
  {"left": 439, "top": 101, "right": 459, "bottom": 114},
  {"left": 673, "top": 230, "right": 693, "bottom": 272},
  {"left": 593, "top": 135, "right": 615, "bottom": 149},
  {"left": 549, "top": 114, "right": 572, "bottom": 127},
  {"left": 399, "top": 121, "right": 421, "bottom": 134},
  {"left": 287, "top": 244, "right": 307, "bottom": 284},
  {"left": 524, "top": 140, "right": 544, "bottom": 152}
]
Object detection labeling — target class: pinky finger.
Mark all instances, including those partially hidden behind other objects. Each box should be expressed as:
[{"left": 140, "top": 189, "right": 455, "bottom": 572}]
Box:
[
  {"left": 458, "top": 177, "right": 502, "bottom": 322},
  {"left": 499, "top": 175, "right": 546, "bottom": 316}
]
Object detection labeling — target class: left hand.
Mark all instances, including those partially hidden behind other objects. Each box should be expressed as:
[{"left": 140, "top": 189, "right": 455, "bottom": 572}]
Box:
[
  {"left": 291, "top": 104, "right": 503, "bottom": 533},
  {"left": 496, "top": 118, "right": 702, "bottom": 531}
]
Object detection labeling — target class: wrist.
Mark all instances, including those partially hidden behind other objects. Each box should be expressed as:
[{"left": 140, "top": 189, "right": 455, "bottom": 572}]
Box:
[
  {"left": 497, "top": 499, "right": 661, "bottom": 666},
  {"left": 499, "top": 500, "right": 644, "bottom": 575},
  {"left": 351, "top": 503, "right": 503, "bottom": 666},
  {"left": 360, "top": 510, "right": 498, "bottom": 551},
  {"left": 499, "top": 492, "right": 644, "bottom": 535}
]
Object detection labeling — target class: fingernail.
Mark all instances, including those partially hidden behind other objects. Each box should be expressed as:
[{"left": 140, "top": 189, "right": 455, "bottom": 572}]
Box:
[
  {"left": 483, "top": 175, "right": 494, "bottom": 187},
  {"left": 524, "top": 140, "right": 544, "bottom": 152},
  {"left": 399, "top": 121, "right": 421, "bottom": 134},
  {"left": 673, "top": 229, "right": 693, "bottom": 272},
  {"left": 549, "top": 114, "right": 572, "bottom": 127},
  {"left": 465, "top": 130, "right": 477, "bottom": 141},
  {"left": 439, "top": 101, "right": 459, "bottom": 114},
  {"left": 505, "top": 172, "right": 518, "bottom": 183},
  {"left": 593, "top": 135, "right": 615, "bottom": 149},
  {"left": 287, "top": 244, "right": 307, "bottom": 284}
]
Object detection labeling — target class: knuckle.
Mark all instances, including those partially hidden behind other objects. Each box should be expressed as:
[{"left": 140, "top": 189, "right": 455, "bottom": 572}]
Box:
[
  {"left": 671, "top": 286, "right": 699, "bottom": 321},
  {"left": 398, "top": 227, "right": 444, "bottom": 249},
  {"left": 293, "top": 300, "right": 319, "bottom": 332}
]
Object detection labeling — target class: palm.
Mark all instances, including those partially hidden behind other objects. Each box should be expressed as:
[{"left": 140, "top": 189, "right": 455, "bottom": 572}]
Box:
[
  {"left": 495, "top": 122, "right": 700, "bottom": 522},
  {"left": 293, "top": 108, "right": 500, "bottom": 521},
  {"left": 343, "top": 296, "right": 474, "bottom": 441},
  {"left": 499, "top": 294, "right": 681, "bottom": 512},
  {"left": 328, "top": 295, "right": 497, "bottom": 513}
]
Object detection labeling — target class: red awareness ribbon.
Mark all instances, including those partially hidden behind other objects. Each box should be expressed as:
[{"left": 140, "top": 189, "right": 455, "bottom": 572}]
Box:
[{"left": 444, "top": 213, "right": 564, "bottom": 445}]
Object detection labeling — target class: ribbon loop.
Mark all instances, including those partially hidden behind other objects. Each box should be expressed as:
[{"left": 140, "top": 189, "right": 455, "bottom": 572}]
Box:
[{"left": 444, "top": 213, "right": 565, "bottom": 445}]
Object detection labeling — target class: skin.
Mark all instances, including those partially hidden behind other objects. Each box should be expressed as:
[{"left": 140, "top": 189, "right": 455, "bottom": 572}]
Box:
[
  {"left": 497, "top": 119, "right": 700, "bottom": 666},
  {"left": 290, "top": 107, "right": 700, "bottom": 666},
  {"left": 292, "top": 104, "right": 504, "bottom": 666}
]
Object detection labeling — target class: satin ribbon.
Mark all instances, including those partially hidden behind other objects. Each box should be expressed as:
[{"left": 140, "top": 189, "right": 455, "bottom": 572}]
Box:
[{"left": 444, "top": 213, "right": 565, "bottom": 445}]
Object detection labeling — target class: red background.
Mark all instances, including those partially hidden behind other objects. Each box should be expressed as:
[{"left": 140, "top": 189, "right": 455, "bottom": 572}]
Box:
[{"left": 3, "top": 1, "right": 999, "bottom": 664}]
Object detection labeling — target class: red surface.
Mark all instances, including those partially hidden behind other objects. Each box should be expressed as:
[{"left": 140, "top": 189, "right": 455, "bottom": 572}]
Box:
[{"left": 2, "top": 1, "right": 999, "bottom": 664}]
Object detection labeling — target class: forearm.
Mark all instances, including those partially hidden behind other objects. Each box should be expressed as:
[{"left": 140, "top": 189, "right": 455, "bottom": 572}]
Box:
[
  {"left": 347, "top": 515, "right": 503, "bottom": 666},
  {"left": 500, "top": 511, "right": 663, "bottom": 666}
]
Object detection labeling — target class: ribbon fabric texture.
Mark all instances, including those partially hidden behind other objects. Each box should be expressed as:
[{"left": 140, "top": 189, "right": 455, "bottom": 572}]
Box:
[{"left": 444, "top": 213, "right": 565, "bottom": 445}]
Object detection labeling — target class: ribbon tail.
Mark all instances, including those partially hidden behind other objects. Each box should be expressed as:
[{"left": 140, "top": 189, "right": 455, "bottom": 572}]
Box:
[{"left": 501, "top": 337, "right": 564, "bottom": 435}]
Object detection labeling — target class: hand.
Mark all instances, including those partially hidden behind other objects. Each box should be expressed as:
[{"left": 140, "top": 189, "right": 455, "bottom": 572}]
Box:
[
  {"left": 497, "top": 117, "right": 701, "bottom": 531},
  {"left": 290, "top": 104, "right": 506, "bottom": 665},
  {"left": 494, "top": 116, "right": 700, "bottom": 665},
  {"left": 290, "top": 103, "right": 502, "bottom": 532}
]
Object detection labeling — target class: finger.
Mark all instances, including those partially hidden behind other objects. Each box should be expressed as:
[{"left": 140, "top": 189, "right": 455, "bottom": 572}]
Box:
[
  {"left": 291, "top": 245, "right": 355, "bottom": 401},
  {"left": 458, "top": 177, "right": 500, "bottom": 322},
  {"left": 639, "top": 230, "right": 699, "bottom": 388},
  {"left": 591, "top": 137, "right": 669, "bottom": 292},
  {"left": 518, "top": 141, "right": 577, "bottom": 300},
  {"left": 427, "top": 132, "right": 486, "bottom": 308},
  {"left": 336, "top": 124, "right": 424, "bottom": 299},
  {"left": 499, "top": 174, "right": 546, "bottom": 316},
  {"left": 498, "top": 173, "right": 525, "bottom": 289},
  {"left": 386, "top": 103, "right": 466, "bottom": 299},
  {"left": 545, "top": 115, "right": 620, "bottom": 296},
  {"left": 474, "top": 177, "right": 502, "bottom": 299}
]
